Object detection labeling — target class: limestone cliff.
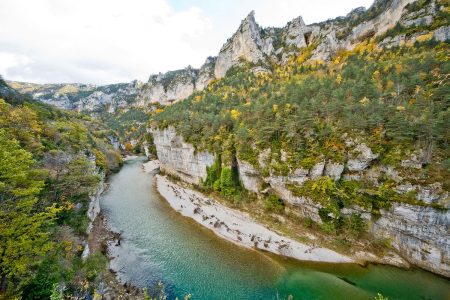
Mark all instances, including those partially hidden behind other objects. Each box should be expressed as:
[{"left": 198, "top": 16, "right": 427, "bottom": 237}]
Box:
[
  {"left": 213, "top": 0, "right": 446, "bottom": 75},
  {"left": 151, "top": 127, "right": 215, "bottom": 184},
  {"left": 195, "top": 57, "right": 217, "bottom": 91},
  {"left": 136, "top": 67, "right": 197, "bottom": 106},
  {"left": 214, "top": 11, "right": 268, "bottom": 78},
  {"left": 151, "top": 128, "right": 450, "bottom": 277},
  {"left": 136, "top": 58, "right": 216, "bottom": 106}
]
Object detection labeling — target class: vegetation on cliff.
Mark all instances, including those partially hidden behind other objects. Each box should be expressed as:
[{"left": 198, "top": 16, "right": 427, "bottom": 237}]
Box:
[
  {"left": 97, "top": 107, "right": 152, "bottom": 155},
  {"left": 151, "top": 37, "right": 449, "bottom": 235},
  {"left": 153, "top": 40, "right": 448, "bottom": 167}
]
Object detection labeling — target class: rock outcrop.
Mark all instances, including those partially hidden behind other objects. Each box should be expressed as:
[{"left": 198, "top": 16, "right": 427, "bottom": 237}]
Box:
[
  {"left": 347, "top": 0, "right": 416, "bottom": 44},
  {"left": 136, "top": 67, "right": 197, "bottom": 106},
  {"left": 434, "top": 25, "right": 450, "bottom": 41},
  {"left": 214, "top": 11, "right": 267, "bottom": 78},
  {"left": 195, "top": 57, "right": 217, "bottom": 91},
  {"left": 285, "top": 17, "right": 313, "bottom": 49},
  {"left": 151, "top": 127, "right": 215, "bottom": 184},
  {"left": 83, "top": 158, "right": 106, "bottom": 259},
  {"left": 372, "top": 203, "right": 449, "bottom": 276},
  {"left": 237, "top": 159, "right": 263, "bottom": 193},
  {"left": 347, "top": 143, "right": 379, "bottom": 172},
  {"left": 137, "top": 58, "right": 217, "bottom": 106}
]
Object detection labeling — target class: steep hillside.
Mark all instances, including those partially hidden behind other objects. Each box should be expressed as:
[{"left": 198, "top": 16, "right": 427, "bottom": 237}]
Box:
[
  {"left": 149, "top": 0, "right": 450, "bottom": 277},
  {"left": 0, "top": 79, "right": 124, "bottom": 298}
]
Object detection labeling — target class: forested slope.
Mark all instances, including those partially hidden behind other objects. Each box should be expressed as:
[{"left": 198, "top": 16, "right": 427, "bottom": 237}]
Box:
[
  {"left": 153, "top": 40, "right": 449, "bottom": 191},
  {"left": 0, "top": 78, "right": 122, "bottom": 298}
]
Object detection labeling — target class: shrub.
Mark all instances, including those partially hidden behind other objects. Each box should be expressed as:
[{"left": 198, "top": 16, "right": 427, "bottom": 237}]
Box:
[
  {"left": 213, "top": 179, "right": 221, "bottom": 191},
  {"left": 342, "top": 214, "right": 367, "bottom": 237},
  {"left": 204, "top": 156, "right": 221, "bottom": 188},
  {"left": 83, "top": 254, "right": 107, "bottom": 281},
  {"left": 264, "top": 194, "right": 285, "bottom": 213},
  {"left": 220, "top": 167, "right": 236, "bottom": 197}
]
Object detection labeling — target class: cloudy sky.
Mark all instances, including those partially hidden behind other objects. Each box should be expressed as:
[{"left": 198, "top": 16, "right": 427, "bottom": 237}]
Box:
[{"left": 0, "top": 0, "right": 373, "bottom": 85}]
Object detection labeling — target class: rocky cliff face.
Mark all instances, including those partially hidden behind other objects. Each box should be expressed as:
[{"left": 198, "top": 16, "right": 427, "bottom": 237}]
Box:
[
  {"left": 152, "top": 128, "right": 450, "bottom": 277},
  {"left": 8, "top": 80, "right": 142, "bottom": 112},
  {"left": 346, "top": 0, "right": 416, "bottom": 44},
  {"left": 136, "top": 67, "right": 196, "bottom": 106},
  {"left": 151, "top": 127, "right": 215, "bottom": 184},
  {"left": 214, "top": 11, "right": 268, "bottom": 78},
  {"left": 214, "top": 0, "right": 448, "bottom": 75},
  {"left": 372, "top": 203, "right": 449, "bottom": 276},
  {"left": 136, "top": 58, "right": 216, "bottom": 106},
  {"left": 195, "top": 57, "right": 217, "bottom": 91}
]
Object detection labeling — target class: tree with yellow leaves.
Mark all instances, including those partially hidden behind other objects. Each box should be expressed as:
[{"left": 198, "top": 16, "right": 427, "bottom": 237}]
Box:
[{"left": 0, "top": 130, "right": 61, "bottom": 296}]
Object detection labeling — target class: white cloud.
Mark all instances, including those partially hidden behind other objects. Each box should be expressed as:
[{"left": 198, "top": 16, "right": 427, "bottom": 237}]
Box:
[
  {"left": 0, "top": 0, "right": 374, "bottom": 84},
  {"left": 0, "top": 0, "right": 213, "bottom": 84}
]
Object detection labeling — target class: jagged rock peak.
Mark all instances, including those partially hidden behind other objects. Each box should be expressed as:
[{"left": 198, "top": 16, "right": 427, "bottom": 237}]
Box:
[
  {"left": 241, "top": 11, "right": 260, "bottom": 35},
  {"left": 242, "top": 10, "right": 256, "bottom": 26},
  {"left": 288, "top": 16, "right": 306, "bottom": 27},
  {"left": 214, "top": 11, "right": 265, "bottom": 78},
  {"left": 285, "top": 15, "right": 313, "bottom": 48}
]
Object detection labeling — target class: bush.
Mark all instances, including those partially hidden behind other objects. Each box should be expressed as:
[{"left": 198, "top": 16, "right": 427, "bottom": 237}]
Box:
[
  {"left": 319, "top": 222, "right": 336, "bottom": 234},
  {"left": 204, "top": 156, "right": 221, "bottom": 188},
  {"left": 83, "top": 254, "right": 107, "bottom": 281},
  {"left": 21, "top": 258, "right": 66, "bottom": 300},
  {"left": 213, "top": 179, "right": 221, "bottom": 191},
  {"left": 342, "top": 214, "right": 367, "bottom": 237},
  {"left": 220, "top": 167, "right": 236, "bottom": 197},
  {"left": 303, "top": 217, "right": 314, "bottom": 228},
  {"left": 93, "top": 149, "right": 108, "bottom": 173},
  {"left": 264, "top": 194, "right": 285, "bottom": 213}
]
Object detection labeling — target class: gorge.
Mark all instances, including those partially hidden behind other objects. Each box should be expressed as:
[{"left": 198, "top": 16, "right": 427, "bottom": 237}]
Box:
[{"left": 0, "top": 0, "right": 449, "bottom": 298}]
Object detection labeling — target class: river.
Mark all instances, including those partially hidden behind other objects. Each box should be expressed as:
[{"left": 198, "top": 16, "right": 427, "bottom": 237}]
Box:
[{"left": 101, "top": 158, "right": 450, "bottom": 300}]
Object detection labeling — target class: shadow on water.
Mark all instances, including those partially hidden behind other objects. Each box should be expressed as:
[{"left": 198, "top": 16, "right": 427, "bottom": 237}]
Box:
[
  {"left": 101, "top": 158, "right": 450, "bottom": 300},
  {"left": 338, "top": 276, "right": 357, "bottom": 286}
]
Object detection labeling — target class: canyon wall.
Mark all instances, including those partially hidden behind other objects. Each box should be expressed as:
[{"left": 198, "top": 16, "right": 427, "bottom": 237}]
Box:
[
  {"left": 151, "top": 128, "right": 450, "bottom": 277},
  {"left": 151, "top": 127, "right": 215, "bottom": 184}
]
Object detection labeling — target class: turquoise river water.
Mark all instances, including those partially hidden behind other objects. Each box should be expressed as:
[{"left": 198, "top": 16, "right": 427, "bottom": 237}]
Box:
[{"left": 101, "top": 158, "right": 450, "bottom": 300}]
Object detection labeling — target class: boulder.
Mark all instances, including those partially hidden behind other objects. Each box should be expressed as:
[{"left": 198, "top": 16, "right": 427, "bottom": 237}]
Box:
[{"left": 347, "top": 144, "right": 379, "bottom": 172}]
